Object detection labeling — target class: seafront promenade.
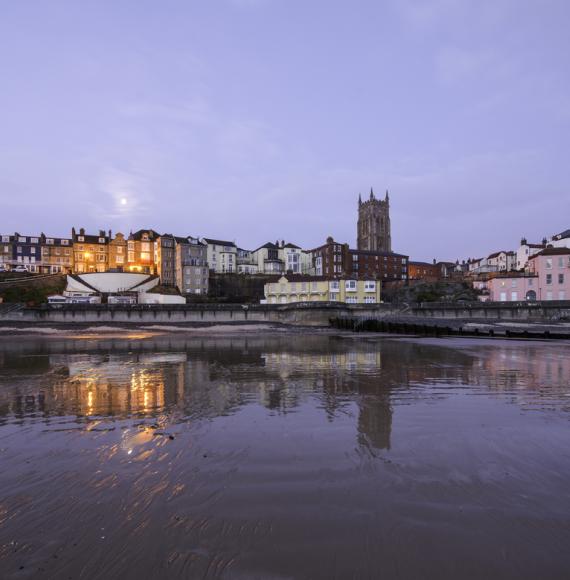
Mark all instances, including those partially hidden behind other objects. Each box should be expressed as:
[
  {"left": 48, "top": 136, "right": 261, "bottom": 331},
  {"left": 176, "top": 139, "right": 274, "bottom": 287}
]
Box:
[{"left": 1, "top": 301, "right": 570, "bottom": 338}]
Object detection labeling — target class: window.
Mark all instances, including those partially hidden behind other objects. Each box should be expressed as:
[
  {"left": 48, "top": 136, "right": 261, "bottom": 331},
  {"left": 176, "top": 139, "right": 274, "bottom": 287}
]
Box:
[
  {"left": 77, "top": 236, "right": 84, "bottom": 242},
  {"left": 346, "top": 296, "right": 358, "bottom": 304},
  {"left": 559, "top": 273, "right": 564, "bottom": 284},
  {"left": 345, "top": 280, "right": 357, "bottom": 291},
  {"left": 546, "top": 291, "right": 553, "bottom": 300},
  {"left": 499, "top": 292, "right": 507, "bottom": 301},
  {"left": 61, "top": 239, "right": 69, "bottom": 245},
  {"left": 1, "top": 236, "right": 9, "bottom": 242},
  {"left": 141, "top": 242, "right": 150, "bottom": 252},
  {"left": 364, "top": 281, "right": 376, "bottom": 292},
  {"left": 19, "top": 237, "right": 26, "bottom": 242},
  {"left": 511, "top": 291, "right": 518, "bottom": 301},
  {"left": 46, "top": 238, "right": 54, "bottom": 245},
  {"left": 528, "top": 278, "right": 533, "bottom": 286},
  {"left": 364, "top": 296, "right": 376, "bottom": 304},
  {"left": 546, "top": 274, "right": 552, "bottom": 285},
  {"left": 31, "top": 237, "right": 38, "bottom": 243},
  {"left": 511, "top": 280, "right": 517, "bottom": 287},
  {"left": 545, "top": 258, "right": 552, "bottom": 269},
  {"left": 329, "top": 281, "right": 339, "bottom": 292},
  {"left": 559, "top": 291, "right": 566, "bottom": 300}
]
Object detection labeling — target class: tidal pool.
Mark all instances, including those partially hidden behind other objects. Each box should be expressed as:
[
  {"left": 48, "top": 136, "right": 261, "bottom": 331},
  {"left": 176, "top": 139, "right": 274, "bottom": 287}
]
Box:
[{"left": 0, "top": 333, "right": 569, "bottom": 579}]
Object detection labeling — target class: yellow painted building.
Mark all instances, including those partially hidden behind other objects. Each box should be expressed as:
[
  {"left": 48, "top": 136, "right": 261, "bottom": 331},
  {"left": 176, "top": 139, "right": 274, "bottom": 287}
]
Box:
[
  {"left": 127, "top": 229, "right": 159, "bottom": 274},
  {"left": 263, "top": 276, "right": 381, "bottom": 304},
  {"left": 109, "top": 232, "right": 128, "bottom": 271}
]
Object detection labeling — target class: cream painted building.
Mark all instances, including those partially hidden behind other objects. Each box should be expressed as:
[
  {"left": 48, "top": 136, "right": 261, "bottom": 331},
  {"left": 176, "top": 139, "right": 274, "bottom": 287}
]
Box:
[
  {"left": 203, "top": 238, "right": 237, "bottom": 273},
  {"left": 263, "top": 276, "right": 381, "bottom": 304}
]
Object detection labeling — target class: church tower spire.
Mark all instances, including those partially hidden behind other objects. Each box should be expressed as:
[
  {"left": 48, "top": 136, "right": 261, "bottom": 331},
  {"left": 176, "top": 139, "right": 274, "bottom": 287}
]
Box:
[{"left": 357, "top": 188, "right": 392, "bottom": 252}]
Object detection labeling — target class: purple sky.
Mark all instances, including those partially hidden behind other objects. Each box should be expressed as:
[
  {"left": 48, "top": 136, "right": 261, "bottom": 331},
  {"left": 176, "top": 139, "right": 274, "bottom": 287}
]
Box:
[{"left": 1, "top": 0, "right": 569, "bottom": 261}]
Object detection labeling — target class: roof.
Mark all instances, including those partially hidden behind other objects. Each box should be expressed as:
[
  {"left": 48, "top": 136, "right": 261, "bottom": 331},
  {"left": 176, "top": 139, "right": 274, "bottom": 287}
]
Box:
[
  {"left": 487, "top": 251, "right": 514, "bottom": 259},
  {"left": 530, "top": 247, "right": 570, "bottom": 258},
  {"left": 130, "top": 229, "right": 160, "bottom": 241},
  {"left": 553, "top": 229, "right": 570, "bottom": 241},
  {"left": 174, "top": 235, "right": 203, "bottom": 245},
  {"left": 73, "top": 233, "right": 109, "bottom": 244},
  {"left": 203, "top": 238, "right": 236, "bottom": 247},
  {"left": 254, "top": 242, "right": 279, "bottom": 252},
  {"left": 283, "top": 243, "right": 301, "bottom": 249},
  {"left": 278, "top": 275, "right": 329, "bottom": 282},
  {"left": 409, "top": 261, "right": 438, "bottom": 267}
]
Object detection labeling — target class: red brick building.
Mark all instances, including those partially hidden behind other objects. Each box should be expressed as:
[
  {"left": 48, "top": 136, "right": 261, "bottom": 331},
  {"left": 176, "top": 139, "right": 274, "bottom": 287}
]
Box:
[
  {"left": 408, "top": 260, "right": 441, "bottom": 282},
  {"left": 310, "top": 237, "right": 408, "bottom": 282}
]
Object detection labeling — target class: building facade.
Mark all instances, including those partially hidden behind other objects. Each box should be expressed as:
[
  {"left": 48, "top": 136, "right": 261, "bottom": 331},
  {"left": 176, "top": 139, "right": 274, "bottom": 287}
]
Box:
[
  {"left": 175, "top": 236, "right": 209, "bottom": 295},
  {"left": 72, "top": 228, "right": 110, "bottom": 273},
  {"left": 237, "top": 248, "right": 259, "bottom": 274},
  {"left": 203, "top": 239, "right": 237, "bottom": 273},
  {"left": 357, "top": 189, "right": 391, "bottom": 252},
  {"left": 127, "top": 229, "right": 159, "bottom": 274},
  {"left": 263, "top": 275, "right": 381, "bottom": 304},
  {"left": 108, "top": 232, "right": 128, "bottom": 271},
  {"left": 155, "top": 234, "right": 177, "bottom": 286},
  {"left": 0, "top": 234, "right": 14, "bottom": 270},
  {"left": 408, "top": 261, "right": 441, "bottom": 282},
  {"left": 516, "top": 238, "right": 545, "bottom": 270},
  {"left": 310, "top": 237, "right": 408, "bottom": 282},
  {"left": 527, "top": 247, "right": 570, "bottom": 301},
  {"left": 485, "top": 247, "right": 570, "bottom": 301},
  {"left": 40, "top": 234, "right": 73, "bottom": 273}
]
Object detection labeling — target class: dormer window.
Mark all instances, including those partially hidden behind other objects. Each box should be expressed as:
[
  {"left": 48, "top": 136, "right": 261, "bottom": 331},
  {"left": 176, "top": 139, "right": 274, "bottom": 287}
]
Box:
[
  {"left": 98, "top": 237, "right": 105, "bottom": 243},
  {"left": 78, "top": 236, "right": 84, "bottom": 242},
  {"left": 46, "top": 238, "right": 54, "bottom": 245}
]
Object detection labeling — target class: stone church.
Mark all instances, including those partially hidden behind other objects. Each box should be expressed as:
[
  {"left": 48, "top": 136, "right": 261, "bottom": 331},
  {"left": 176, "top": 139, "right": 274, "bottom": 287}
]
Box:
[{"left": 357, "top": 188, "right": 391, "bottom": 252}]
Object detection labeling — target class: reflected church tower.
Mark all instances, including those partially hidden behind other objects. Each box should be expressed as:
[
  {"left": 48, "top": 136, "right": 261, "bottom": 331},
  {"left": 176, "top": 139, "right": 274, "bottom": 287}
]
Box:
[{"left": 357, "top": 188, "right": 391, "bottom": 252}]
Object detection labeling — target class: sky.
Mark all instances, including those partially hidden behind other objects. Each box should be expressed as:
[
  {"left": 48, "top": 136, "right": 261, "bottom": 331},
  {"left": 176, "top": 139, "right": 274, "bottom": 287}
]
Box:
[{"left": 1, "top": 0, "right": 569, "bottom": 261}]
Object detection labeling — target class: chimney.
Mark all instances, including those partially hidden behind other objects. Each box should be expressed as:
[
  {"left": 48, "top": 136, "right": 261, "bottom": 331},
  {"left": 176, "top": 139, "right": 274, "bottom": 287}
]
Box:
[
  {"left": 109, "top": 229, "right": 112, "bottom": 239},
  {"left": 99, "top": 230, "right": 105, "bottom": 238},
  {"left": 79, "top": 228, "right": 85, "bottom": 236}
]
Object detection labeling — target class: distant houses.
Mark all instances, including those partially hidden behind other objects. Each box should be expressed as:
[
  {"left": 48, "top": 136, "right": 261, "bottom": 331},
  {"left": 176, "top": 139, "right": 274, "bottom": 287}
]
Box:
[{"left": 2, "top": 191, "right": 569, "bottom": 304}]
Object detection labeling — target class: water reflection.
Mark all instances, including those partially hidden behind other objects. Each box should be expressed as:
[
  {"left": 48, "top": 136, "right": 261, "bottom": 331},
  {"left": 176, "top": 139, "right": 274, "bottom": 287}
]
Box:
[
  {"left": 2, "top": 335, "right": 570, "bottom": 580},
  {"left": 1, "top": 336, "right": 569, "bottom": 450}
]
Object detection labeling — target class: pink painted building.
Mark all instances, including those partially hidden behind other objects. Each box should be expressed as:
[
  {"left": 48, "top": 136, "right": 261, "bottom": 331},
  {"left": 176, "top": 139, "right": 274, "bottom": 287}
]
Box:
[
  {"left": 487, "top": 274, "right": 538, "bottom": 302},
  {"left": 487, "top": 247, "right": 570, "bottom": 301},
  {"left": 527, "top": 247, "right": 570, "bottom": 301}
]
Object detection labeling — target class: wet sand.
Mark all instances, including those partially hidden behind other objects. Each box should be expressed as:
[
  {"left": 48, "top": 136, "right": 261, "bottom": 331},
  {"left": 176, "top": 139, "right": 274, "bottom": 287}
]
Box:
[{"left": 0, "top": 334, "right": 569, "bottom": 579}]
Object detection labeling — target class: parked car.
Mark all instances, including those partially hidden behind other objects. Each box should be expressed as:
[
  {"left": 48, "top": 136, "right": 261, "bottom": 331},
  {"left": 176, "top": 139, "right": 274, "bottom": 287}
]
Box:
[{"left": 12, "top": 265, "right": 28, "bottom": 273}]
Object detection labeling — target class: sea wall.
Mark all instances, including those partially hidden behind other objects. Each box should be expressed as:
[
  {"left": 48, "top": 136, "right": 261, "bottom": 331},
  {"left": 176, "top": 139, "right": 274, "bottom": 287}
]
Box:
[{"left": 1, "top": 300, "right": 570, "bottom": 327}]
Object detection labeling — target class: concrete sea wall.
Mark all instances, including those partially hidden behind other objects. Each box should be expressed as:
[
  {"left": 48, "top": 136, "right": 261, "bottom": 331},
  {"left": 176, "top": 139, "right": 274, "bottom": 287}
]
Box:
[{"left": 1, "top": 300, "right": 569, "bottom": 328}]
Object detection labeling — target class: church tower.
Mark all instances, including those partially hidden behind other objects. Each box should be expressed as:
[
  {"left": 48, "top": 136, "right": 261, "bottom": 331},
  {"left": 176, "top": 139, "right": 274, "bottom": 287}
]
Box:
[{"left": 357, "top": 188, "right": 391, "bottom": 252}]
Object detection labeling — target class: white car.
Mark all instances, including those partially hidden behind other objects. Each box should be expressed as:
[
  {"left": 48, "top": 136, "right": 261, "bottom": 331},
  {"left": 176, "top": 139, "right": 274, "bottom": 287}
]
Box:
[{"left": 13, "top": 265, "right": 28, "bottom": 273}]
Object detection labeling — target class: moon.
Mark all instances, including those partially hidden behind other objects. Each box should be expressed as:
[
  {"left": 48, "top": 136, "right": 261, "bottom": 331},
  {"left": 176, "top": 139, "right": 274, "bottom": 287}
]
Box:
[{"left": 120, "top": 197, "right": 128, "bottom": 206}]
